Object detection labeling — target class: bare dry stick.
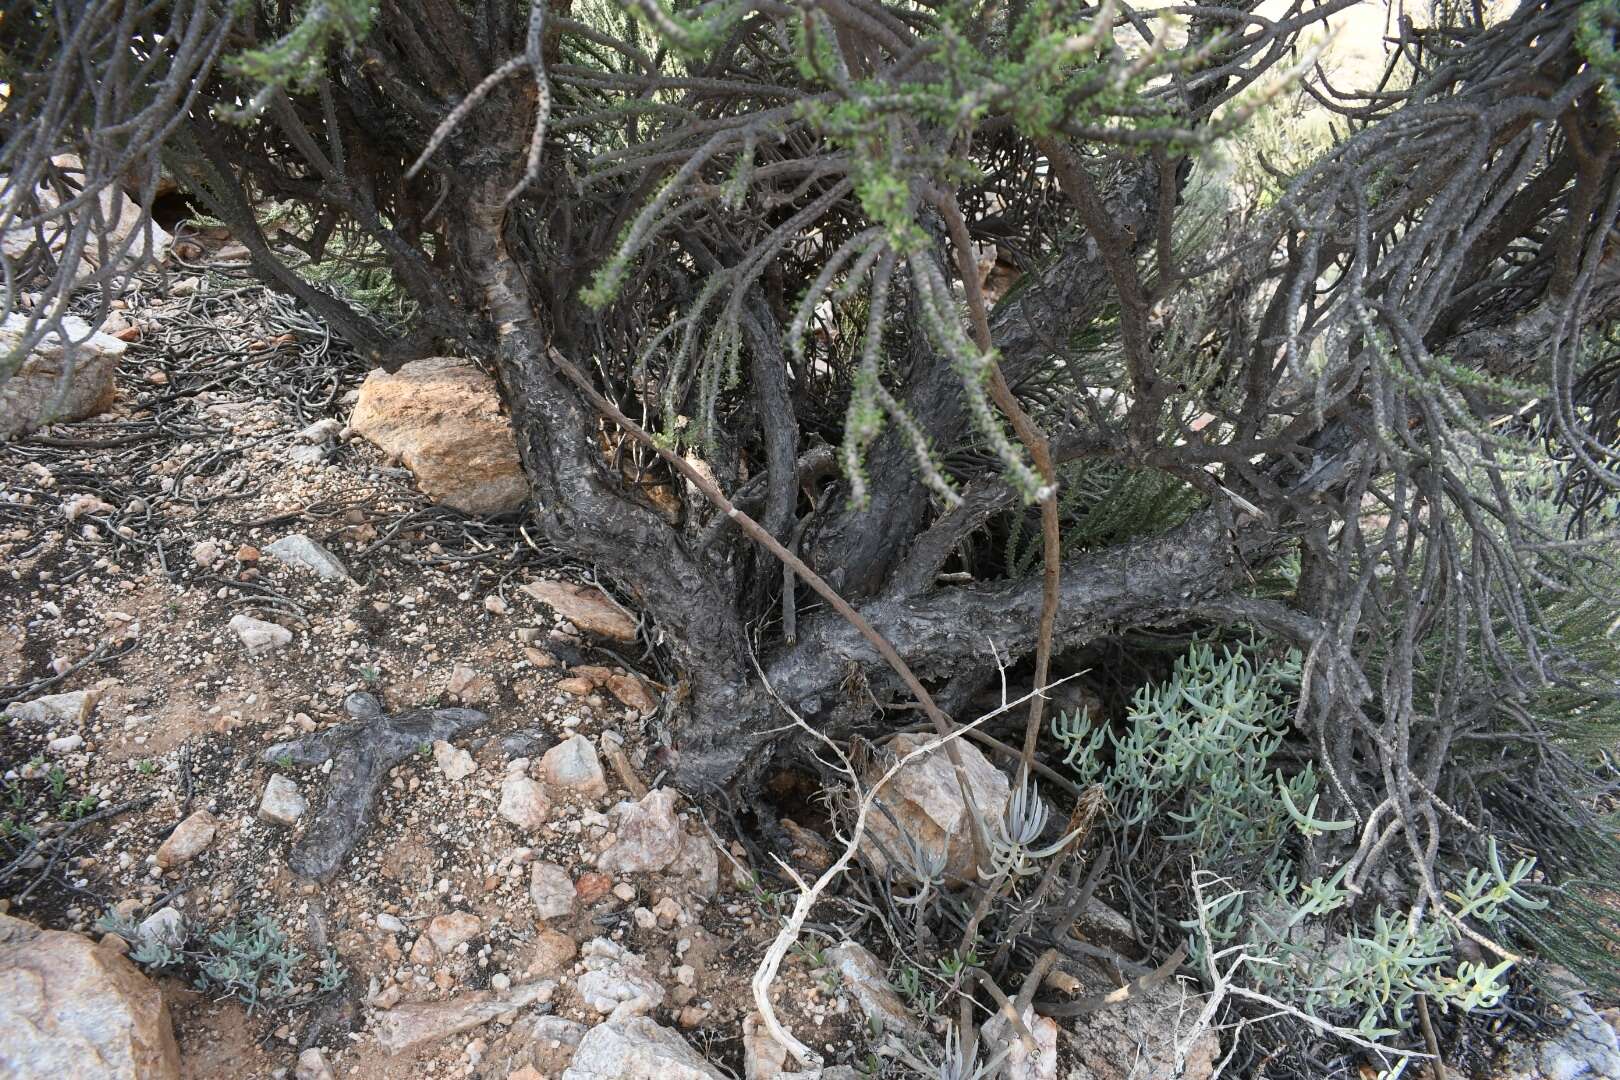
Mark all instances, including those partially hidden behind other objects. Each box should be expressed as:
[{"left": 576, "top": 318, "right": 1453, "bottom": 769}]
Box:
[
  {"left": 933, "top": 191, "right": 1062, "bottom": 781},
  {"left": 547, "top": 346, "right": 992, "bottom": 866}
]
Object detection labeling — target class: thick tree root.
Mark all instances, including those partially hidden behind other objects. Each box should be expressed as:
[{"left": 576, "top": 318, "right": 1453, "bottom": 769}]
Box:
[{"left": 259, "top": 693, "right": 490, "bottom": 881}]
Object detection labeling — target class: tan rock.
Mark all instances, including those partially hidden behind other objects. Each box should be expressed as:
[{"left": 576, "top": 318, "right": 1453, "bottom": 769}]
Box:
[
  {"left": 432, "top": 739, "right": 477, "bottom": 782},
  {"left": 519, "top": 580, "right": 638, "bottom": 642},
  {"left": 0, "top": 913, "right": 180, "bottom": 1079},
  {"left": 445, "top": 664, "right": 492, "bottom": 705},
  {"left": 526, "top": 927, "right": 579, "bottom": 978},
  {"left": 606, "top": 672, "right": 658, "bottom": 714},
  {"left": 3, "top": 155, "right": 171, "bottom": 289},
  {"left": 652, "top": 897, "right": 683, "bottom": 927},
  {"left": 154, "top": 810, "right": 217, "bottom": 869},
  {"left": 0, "top": 314, "right": 127, "bottom": 440},
  {"left": 574, "top": 872, "right": 613, "bottom": 906},
  {"left": 743, "top": 1010, "right": 790, "bottom": 1080},
  {"left": 861, "top": 732, "right": 1010, "bottom": 882},
  {"left": 425, "top": 912, "right": 482, "bottom": 955},
  {"left": 349, "top": 357, "right": 528, "bottom": 515},
  {"left": 780, "top": 819, "right": 834, "bottom": 874},
  {"left": 295, "top": 1047, "right": 335, "bottom": 1080},
  {"left": 598, "top": 789, "right": 684, "bottom": 876}
]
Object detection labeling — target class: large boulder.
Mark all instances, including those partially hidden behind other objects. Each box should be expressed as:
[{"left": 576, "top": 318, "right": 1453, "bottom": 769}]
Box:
[
  {"left": 561, "top": 1016, "right": 727, "bottom": 1080},
  {"left": 861, "top": 733, "right": 1010, "bottom": 882},
  {"left": 1, "top": 313, "right": 128, "bottom": 440},
  {"left": 349, "top": 357, "right": 528, "bottom": 515},
  {"left": 0, "top": 912, "right": 180, "bottom": 1079}
]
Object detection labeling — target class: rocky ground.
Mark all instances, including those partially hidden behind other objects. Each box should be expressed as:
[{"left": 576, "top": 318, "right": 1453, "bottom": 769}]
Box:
[
  {"left": 6, "top": 245, "right": 1619, "bottom": 1080},
  {"left": 0, "top": 252, "right": 886, "bottom": 1080}
]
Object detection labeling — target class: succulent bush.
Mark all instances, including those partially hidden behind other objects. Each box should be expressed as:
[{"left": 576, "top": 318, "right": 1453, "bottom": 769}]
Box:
[
  {"left": 97, "top": 909, "right": 346, "bottom": 1014},
  {"left": 1054, "top": 641, "right": 1547, "bottom": 1045}
]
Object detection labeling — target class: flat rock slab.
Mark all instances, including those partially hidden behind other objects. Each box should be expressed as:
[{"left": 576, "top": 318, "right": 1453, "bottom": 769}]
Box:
[
  {"left": 373, "top": 980, "right": 553, "bottom": 1054},
  {"left": 519, "top": 580, "right": 638, "bottom": 642},
  {"left": 4, "top": 689, "right": 97, "bottom": 725},
  {"left": 264, "top": 534, "right": 350, "bottom": 581},
  {"left": 827, "top": 942, "right": 919, "bottom": 1038}
]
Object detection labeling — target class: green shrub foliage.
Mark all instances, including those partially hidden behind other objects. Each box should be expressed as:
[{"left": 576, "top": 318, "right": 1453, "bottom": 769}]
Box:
[{"left": 1055, "top": 642, "right": 1544, "bottom": 1041}]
